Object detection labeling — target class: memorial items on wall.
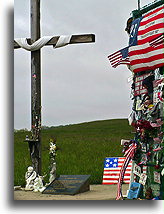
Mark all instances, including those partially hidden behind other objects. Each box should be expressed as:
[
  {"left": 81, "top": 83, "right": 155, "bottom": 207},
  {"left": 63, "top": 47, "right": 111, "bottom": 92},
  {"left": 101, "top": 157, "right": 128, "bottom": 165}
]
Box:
[
  {"left": 128, "top": 67, "right": 164, "bottom": 200},
  {"left": 107, "top": 1, "right": 164, "bottom": 200}
]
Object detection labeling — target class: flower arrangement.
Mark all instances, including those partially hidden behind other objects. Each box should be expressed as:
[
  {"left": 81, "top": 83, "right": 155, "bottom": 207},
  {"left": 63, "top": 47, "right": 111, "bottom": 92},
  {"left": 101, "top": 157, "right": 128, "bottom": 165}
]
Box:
[
  {"left": 49, "top": 139, "right": 57, "bottom": 158},
  {"left": 49, "top": 138, "right": 58, "bottom": 183}
]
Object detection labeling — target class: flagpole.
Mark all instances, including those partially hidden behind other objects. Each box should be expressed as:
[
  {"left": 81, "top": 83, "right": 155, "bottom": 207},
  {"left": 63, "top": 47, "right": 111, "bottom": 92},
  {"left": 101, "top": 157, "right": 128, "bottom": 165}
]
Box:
[{"left": 138, "top": 0, "right": 141, "bottom": 10}]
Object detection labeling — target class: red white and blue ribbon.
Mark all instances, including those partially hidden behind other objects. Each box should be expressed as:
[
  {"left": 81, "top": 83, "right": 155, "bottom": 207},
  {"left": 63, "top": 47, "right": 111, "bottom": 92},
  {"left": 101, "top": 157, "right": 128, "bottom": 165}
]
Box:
[{"left": 116, "top": 142, "right": 137, "bottom": 200}]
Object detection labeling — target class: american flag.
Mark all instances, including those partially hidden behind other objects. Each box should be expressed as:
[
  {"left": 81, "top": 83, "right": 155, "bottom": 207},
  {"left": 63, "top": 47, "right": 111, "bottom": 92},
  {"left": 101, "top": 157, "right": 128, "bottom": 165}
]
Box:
[
  {"left": 129, "top": 5, "right": 164, "bottom": 73},
  {"left": 107, "top": 47, "right": 130, "bottom": 68},
  {"left": 102, "top": 157, "right": 132, "bottom": 185}
]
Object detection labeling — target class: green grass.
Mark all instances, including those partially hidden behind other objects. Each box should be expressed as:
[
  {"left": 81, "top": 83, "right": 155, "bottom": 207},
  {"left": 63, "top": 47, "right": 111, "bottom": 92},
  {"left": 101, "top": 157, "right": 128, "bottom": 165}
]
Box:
[{"left": 14, "top": 119, "right": 134, "bottom": 186}]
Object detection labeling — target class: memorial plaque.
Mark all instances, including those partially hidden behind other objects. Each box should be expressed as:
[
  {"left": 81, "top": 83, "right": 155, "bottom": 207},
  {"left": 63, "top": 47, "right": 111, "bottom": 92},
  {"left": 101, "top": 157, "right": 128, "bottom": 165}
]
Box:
[{"left": 42, "top": 175, "right": 90, "bottom": 195}]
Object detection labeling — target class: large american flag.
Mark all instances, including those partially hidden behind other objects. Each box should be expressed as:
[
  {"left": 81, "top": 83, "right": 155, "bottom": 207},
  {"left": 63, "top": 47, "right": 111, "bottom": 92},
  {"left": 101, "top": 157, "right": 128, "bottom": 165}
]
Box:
[
  {"left": 102, "top": 157, "right": 132, "bottom": 185},
  {"left": 129, "top": 4, "right": 164, "bottom": 73}
]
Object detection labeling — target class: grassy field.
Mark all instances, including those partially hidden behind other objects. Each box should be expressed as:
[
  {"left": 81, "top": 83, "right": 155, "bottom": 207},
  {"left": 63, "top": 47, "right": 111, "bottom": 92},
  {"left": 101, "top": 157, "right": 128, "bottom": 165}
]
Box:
[{"left": 14, "top": 119, "right": 134, "bottom": 186}]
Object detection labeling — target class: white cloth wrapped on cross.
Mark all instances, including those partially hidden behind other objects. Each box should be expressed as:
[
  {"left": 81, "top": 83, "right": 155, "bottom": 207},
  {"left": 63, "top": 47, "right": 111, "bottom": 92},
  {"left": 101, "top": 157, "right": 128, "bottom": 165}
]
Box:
[{"left": 15, "top": 35, "right": 72, "bottom": 51}]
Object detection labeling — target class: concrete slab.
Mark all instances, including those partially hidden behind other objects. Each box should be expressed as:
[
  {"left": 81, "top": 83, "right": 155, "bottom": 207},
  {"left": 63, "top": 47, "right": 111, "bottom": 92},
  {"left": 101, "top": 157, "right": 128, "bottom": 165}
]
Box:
[{"left": 14, "top": 184, "right": 129, "bottom": 200}]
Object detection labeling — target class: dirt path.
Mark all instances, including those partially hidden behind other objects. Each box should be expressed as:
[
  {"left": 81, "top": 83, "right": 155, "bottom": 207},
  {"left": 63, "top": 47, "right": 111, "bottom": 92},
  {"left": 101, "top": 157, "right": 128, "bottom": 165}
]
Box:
[{"left": 14, "top": 184, "right": 129, "bottom": 200}]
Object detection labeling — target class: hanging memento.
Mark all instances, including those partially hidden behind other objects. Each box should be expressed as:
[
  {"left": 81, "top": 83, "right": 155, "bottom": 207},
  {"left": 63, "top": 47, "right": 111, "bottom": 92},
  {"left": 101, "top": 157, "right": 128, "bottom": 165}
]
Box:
[
  {"left": 139, "top": 173, "right": 147, "bottom": 185},
  {"left": 133, "top": 163, "right": 142, "bottom": 177},
  {"left": 154, "top": 171, "right": 161, "bottom": 184},
  {"left": 134, "top": 74, "right": 150, "bottom": 96}
]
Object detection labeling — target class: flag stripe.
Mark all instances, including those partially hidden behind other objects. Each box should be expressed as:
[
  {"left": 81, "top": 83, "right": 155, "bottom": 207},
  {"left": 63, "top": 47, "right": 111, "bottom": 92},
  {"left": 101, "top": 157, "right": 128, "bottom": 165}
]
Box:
[
  {"left": 149, "top": 34, "right": 164, "bottom": 46},
  {"left": 103, "top": 178, "right": 131, "bottom": 181},
  {"left": 104, "top": 167, "right": 132, "bottom": 170},
  {"left": 131, "top": 53, "right": 164, "bottom": 65},
  {"left": 138, "top": 23, "right": 164, "bottom": 38},
  {"left": 143, "top": 5, "right": 163, "bottom": 19},
  {"left": 129, "top": 44, "right": 164, "bottom": 58},
  {"left": 139, "top": 17, "right": 164, "bottom": 31},
  {"left": 108, "top": 52, "right": 121, "bottom": 59},
  {"left": 103, "top": 182, "right": 130, "bottom": 184},
  {"left": 138, "top": 7, "right": 164, "bottom": 44},
  {"left": 130, "top": 43, "right": 157, "bottom": 55},
  {"left": 130, "top": 59, "right": 163, "bottom": 73},
  {"left": 139, "top": 6, "right": 163, "bottom": 27},
  {"left": 129, "top": 39, "right": 164, "bottom": 72},
  {"left": 138, "top": 28, "right": 164, "bottom": 44}
]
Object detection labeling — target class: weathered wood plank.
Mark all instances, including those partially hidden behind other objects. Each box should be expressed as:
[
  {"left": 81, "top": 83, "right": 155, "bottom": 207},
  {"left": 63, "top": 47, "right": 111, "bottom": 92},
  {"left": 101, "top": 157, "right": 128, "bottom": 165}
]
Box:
[
  {"left": 30, "top": 0, "right": 42, "bottom": 175},
  {"left": 14, "top": 34, "right": 95, "bottom": 49}
]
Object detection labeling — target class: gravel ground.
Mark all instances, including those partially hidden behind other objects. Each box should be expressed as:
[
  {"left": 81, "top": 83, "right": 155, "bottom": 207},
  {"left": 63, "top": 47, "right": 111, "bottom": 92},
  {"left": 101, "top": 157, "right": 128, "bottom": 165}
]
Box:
[{"left": 14, "top": 184, "right": 129, "bottom": 200}]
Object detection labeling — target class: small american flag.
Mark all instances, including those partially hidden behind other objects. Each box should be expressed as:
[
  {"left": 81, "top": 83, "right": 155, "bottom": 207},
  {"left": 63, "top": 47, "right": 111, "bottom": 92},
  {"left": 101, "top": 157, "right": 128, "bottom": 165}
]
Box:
[
  {"left": 107, "top": 47, "right": 130, "bottom": 68},
  {"left": 102, "top": 157, "right": 132, "bottom": 185}
]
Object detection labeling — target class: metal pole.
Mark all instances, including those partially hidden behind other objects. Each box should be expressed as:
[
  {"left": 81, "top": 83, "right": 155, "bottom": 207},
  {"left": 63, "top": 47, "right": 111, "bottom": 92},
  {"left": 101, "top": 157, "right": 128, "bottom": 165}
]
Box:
[
  {"left": 30, "top": 0, "right": 42, "bottom": 175},
  {"left": 138, "top": 0, "right": 141, "bottom": 10}
]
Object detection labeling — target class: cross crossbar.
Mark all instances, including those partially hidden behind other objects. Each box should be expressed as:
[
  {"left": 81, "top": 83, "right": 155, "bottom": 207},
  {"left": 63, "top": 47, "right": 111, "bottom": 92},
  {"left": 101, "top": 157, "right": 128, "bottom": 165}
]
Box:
[{"left": 14, "top": 34, "right": 95, "bottom": 49}]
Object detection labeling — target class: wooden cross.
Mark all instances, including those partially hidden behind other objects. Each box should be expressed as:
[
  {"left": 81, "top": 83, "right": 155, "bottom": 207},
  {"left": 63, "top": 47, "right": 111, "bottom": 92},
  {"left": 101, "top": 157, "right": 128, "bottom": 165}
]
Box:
[{"left": 14, "top": 0, "right": 95, "bottom": 175}]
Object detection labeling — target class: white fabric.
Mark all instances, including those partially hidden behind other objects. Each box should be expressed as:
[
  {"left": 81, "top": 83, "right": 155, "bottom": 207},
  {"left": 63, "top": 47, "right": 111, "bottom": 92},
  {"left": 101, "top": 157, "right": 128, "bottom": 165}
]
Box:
[
  {"left": 15, "top": 36, "right": 52, "bottom": 51},
  {"left": 15, "top": 35, "right": 72, "bottom": 51},
  {"left": 54, "top": 35, "right": 72, "bottom": 48}
]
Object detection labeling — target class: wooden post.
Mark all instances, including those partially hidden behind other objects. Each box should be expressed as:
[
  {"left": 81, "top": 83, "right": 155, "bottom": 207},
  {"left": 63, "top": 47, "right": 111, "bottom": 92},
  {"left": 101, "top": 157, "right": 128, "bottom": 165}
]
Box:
[{"left": 30, "top": 0, "right": 42, "bottom": 175}]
